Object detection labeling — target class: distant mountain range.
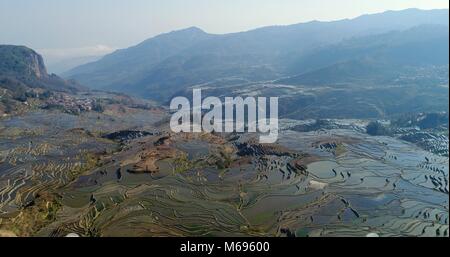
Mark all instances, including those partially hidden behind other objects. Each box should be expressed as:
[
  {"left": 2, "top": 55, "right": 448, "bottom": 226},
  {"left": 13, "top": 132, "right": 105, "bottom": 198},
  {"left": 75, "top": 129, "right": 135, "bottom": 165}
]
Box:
[
  {"left": 278, "top": 24, "right": 449, "bottom": 85},
  {"left": 0, "top": 9, "right": 448, "bottom": 120},
  {"left": 46, "top": 55, "right": 104, "bottom": 75},
  {"left": 2, "top": 9, "right": 447, "bottom": 120},
  {"left": 64, "top": 8, "right": 449, "bottom": 102}
]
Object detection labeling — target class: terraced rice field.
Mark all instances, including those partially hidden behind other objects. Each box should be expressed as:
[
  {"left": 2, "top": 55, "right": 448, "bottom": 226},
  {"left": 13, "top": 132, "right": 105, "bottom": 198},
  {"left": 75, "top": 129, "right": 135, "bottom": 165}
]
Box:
[{"left": 0, "top": 110, "right": 448, "bottom": 237}]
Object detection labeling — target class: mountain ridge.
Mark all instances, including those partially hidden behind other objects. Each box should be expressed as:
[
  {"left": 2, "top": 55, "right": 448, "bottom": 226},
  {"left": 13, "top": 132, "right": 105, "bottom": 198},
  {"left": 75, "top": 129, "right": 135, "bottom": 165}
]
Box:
[
  {"left": 65, "top": 8, "right": 449, "bottom": 101},
  {"left": 277, "top": 24, "right": 449, "bottom": 85}
]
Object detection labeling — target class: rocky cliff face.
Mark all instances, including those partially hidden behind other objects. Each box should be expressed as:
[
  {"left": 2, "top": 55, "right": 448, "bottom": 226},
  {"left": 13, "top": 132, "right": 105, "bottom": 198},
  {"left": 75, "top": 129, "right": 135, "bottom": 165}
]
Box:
[
  {"left": 28, "top": 51, "right": 48, "bottom": 79},
  {"left": 0, "top": 45, "right": 84, "bottom": 93},
  {"left": 0, "top": 45, "right": 85, "bottom": 116},
  {"left": 0, "top": 45, "right": 48, "bottom": 79}
]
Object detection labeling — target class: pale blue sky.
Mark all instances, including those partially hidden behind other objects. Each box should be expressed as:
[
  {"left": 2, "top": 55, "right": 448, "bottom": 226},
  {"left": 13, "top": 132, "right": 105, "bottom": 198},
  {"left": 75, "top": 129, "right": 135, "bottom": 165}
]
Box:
[{"left": 0, "top": 0, "right": 448, "bottom": 63}]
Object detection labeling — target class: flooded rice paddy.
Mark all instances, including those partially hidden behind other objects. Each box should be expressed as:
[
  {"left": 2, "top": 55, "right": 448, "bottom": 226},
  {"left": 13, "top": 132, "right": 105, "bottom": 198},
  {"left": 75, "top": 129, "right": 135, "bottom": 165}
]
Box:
[{"left": 0, "top": 111, "right": 448, "bottom": 237}]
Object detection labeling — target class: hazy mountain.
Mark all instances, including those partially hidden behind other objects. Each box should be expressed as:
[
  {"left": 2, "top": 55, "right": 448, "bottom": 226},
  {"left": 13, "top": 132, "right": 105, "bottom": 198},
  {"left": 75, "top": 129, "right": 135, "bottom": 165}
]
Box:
[
  {"left": 64, "top": 27, "right": 214, "bottom": 89},
  {"left": 65, "top": 8, "right": 449, "bottom": 101},
  {"left": 46, "top": 55, "right": 104, "bottom": 75},
  {"left": 279, "top": 24, "right": 449, "bottom": 85},
  {"left": 172, "top": 24, "right": 448, "bottom": 119}
]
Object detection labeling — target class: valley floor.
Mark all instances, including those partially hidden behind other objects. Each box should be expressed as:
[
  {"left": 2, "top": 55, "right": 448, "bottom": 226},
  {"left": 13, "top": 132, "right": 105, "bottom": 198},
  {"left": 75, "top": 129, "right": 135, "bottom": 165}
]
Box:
[{"left": 0, "top": 102, "right": 448, "bottom": 237}]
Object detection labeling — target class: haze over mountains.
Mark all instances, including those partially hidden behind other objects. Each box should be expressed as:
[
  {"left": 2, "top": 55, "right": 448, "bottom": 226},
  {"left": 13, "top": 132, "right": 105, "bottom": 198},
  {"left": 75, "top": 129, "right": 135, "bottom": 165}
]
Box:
[
  {"left": 64, "top": 8, "right": 449, "bottom": 102},
  {"left": 0, "top": 5, "right": 449, "bottom": 238},
  {"left": 278, "top": 24, "right": 449, "bottom": 85}
]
